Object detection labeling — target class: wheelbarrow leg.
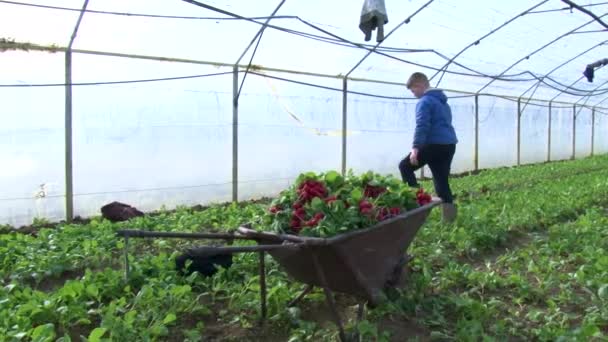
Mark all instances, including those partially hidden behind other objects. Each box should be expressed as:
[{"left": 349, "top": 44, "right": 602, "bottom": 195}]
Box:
[
  {"left": 386, "top": 253, "right": 412, "bottom": 289},
  {"left": 353, "top": 302, "right": 366, "bottom": 342},
  {"left": 259, "top": 251, "right": 267, "bottom": 322},
  {"left": 123, "top": 236, "right": 130, "bottom": 282},
  {"left": 311, "top": 253, "right": 347, "bottom": 342},
  {"left": 357, "top": 302, "right": 365, "bottom": 322},
  {"left": 288, "top": 284, "right": 313, "bottom": 307}
]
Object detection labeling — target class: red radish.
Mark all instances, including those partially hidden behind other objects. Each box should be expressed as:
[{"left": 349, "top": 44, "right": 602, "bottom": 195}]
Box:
[
  {"left": 360, "top": 207, "right": 373, "bottom": 215},
  {"left": 416, "top": 188, "right": 432, "bottom": 206},
  {"left": 364, "top": 184, "right": 387, "bottom": 198},
  {"left": 325, "top": 195, "right": 337, "bottom": 203}
]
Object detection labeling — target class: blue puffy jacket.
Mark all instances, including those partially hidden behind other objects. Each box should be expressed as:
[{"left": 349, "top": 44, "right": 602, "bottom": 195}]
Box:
[{"left": 412, "top": 89, "right": 458, "bottom": 148}]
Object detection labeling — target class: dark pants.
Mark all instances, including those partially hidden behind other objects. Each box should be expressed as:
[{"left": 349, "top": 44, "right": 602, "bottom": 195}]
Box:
[{"left": 399, "top": 144, "right": 456, "bottom": 203}]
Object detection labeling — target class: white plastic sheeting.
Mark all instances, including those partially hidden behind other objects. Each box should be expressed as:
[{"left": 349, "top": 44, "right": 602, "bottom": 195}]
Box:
[{"left": 2, "top": 0, "right": 608, "bottom": 226}]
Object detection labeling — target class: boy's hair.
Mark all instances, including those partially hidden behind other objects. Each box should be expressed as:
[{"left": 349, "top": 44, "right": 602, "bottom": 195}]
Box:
[{"left": 406, "top": 72, "right": 430, "bottom": 88}]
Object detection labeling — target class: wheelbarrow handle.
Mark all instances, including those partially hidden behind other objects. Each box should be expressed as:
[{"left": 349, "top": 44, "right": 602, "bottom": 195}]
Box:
[
  {"left": 115, "top": 229, "right": 255, "bottom": 241},
  {"left": 237, "top": 227, "right": 327, "bottom": 245},
  {"left": 185, "top": 243, "right": 301, "bottom": 256},
  {"left": 237, "top": 227, "right": 298, "bottom": 242}
]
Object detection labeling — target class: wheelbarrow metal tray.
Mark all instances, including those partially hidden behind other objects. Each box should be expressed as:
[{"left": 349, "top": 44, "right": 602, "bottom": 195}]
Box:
[{"left": 240, "top": 200, "right": 440, "bottom": 304}]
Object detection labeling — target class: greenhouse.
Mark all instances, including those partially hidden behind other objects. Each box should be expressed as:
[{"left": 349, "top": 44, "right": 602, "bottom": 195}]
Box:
[{"left": 1, "top": 0, "right": 608, "bottom": 341}]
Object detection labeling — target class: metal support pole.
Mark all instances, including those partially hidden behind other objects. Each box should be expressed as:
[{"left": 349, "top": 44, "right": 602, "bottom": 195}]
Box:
[
  {"left": 232, "top": 67, "right": 238, "bottom": 202},
  {"left": 591, "top": 107, "right": 596, "bottom": 156},
  {"left": 572, "top": 104, "right": 576, "bottom": 160},
  {"left": 548, "top": 101, "right": 552, "bottom": 162},
  {"left": 341, "top": 78, "right": 347, "bottom": 176},
  {"left": 64, "top": 0, "right": 89, "bottom": 222},
  {"left": 474, "top": 94, "right": 479, "bottom": 170},
  {"left": 259, "top": 251, "right": 267, "bottom": 320},
  {"left": 230, "top": 0, "right": 284, "bottom": 202},
  {"left": 517, "top": 97, "right": 521, "bottom": 166},
  {"left": 65, "top": 52, "right": 74, "bottom": 222}
]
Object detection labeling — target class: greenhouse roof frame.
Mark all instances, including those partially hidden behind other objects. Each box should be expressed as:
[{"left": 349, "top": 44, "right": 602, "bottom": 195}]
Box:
[
  {"left": 2, "top": 0, "right": 608, "bottom": 101},
  {"left": 4, "top": 0, "right": 608, "bottom": 220}
]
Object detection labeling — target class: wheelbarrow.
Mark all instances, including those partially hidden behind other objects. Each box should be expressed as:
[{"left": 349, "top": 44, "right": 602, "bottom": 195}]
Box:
[{"left": 116, "top": 199, "right": 440, "bottom": 341}]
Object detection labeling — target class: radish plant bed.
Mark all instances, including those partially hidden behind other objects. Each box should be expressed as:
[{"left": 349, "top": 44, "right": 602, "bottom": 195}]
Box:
[{"left": 1, "top": 155, "right": 608, "bottom": 341}]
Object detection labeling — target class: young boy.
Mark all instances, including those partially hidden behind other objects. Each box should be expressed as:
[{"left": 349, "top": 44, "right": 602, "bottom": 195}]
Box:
[{"left": 399, "top": 72, "right": 458, "bottom": 222}]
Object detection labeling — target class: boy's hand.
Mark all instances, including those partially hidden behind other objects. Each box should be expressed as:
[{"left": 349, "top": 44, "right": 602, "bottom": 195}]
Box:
[{"left": 410, "top": 148, "right": 419, "bottom": 166}]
